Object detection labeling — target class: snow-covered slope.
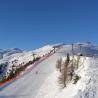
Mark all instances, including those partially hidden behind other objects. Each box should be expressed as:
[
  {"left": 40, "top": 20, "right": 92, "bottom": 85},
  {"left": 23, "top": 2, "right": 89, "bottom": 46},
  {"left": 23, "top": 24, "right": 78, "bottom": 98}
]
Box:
[
  {"left": 0, "top": 44, "right": 56, "bottom": 81},
  {"left": 0, "top": 43, "right": 98, "bottom": 98},
  {"left": 35, "top": 56, "right": 98, "bottom": 98}
]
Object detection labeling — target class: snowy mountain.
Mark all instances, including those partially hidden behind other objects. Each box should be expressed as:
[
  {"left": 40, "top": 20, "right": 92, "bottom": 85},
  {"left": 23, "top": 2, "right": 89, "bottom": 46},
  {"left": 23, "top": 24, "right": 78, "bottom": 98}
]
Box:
[
  {"left": 0, "top": 48, "right": 23, "bottom": 59},
  {"left": 0, "top": 42, "right": 98, "bottom": 98}
]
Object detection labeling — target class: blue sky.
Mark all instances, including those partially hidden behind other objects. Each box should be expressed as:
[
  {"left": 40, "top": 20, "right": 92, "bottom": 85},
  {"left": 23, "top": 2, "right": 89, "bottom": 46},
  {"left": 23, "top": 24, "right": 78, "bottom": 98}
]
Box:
[{"left": 0, "top": 0, "right": 98, "bottom": 50}]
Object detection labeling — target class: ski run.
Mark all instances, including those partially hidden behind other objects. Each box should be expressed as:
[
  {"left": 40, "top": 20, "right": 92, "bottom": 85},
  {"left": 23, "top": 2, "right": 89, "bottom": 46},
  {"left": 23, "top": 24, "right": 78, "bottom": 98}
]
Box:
[{"left": 0, "top": 43, "right": 98, "bottom": 98}]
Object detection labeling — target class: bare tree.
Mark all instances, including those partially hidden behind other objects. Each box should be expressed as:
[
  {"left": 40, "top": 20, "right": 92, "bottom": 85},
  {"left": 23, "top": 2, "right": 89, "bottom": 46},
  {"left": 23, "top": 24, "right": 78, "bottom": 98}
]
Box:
[
  {"left": 58, "top": 53, "right": 70, "bottom": 88},
  {"left": 56, "top": 58, "right": 62, "bottom": 72}
]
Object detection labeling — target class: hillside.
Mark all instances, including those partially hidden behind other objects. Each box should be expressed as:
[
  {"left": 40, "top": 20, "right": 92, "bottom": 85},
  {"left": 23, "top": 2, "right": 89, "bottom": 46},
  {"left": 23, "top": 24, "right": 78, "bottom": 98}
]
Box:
[{"left": 0, "top": 43, "right": 98, "bottom": 98}]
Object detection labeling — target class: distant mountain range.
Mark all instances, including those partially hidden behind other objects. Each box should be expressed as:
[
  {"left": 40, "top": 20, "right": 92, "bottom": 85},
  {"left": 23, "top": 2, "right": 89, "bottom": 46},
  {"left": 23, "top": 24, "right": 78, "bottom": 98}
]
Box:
[{"left": 0, "top": 48, "right": 23, "bottom": 59}]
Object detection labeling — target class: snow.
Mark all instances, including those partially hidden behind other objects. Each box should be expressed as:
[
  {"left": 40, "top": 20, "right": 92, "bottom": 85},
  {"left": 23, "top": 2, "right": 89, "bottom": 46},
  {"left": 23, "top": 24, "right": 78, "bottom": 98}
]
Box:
[
  {"left": 0, "top": 43, "right": 98, "bottom": 98},
  {"left": 73, "top": 57, "right": 98, "bottom": 98},
  {"left": 0, "top": 48, "right": 22, "bottom": 59},
  {"left": 0, "top": 44, "right": 55, "bottom": 79},
  {"left": 33, "top": 45, "right": 54, "bottom": 57},
  {"left": 35, "top": 56, "right": 98, "bottom": 98},
  {"left": 0, "top": 51, "right": 59, "bottom": 98}
]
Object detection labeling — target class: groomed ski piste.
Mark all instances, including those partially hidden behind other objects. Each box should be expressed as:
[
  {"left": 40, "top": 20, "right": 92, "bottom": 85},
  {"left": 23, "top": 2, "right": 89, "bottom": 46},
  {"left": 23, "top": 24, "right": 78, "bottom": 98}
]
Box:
[{"left": 0, "top": 43, "right": 98, "bottom": 98}]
